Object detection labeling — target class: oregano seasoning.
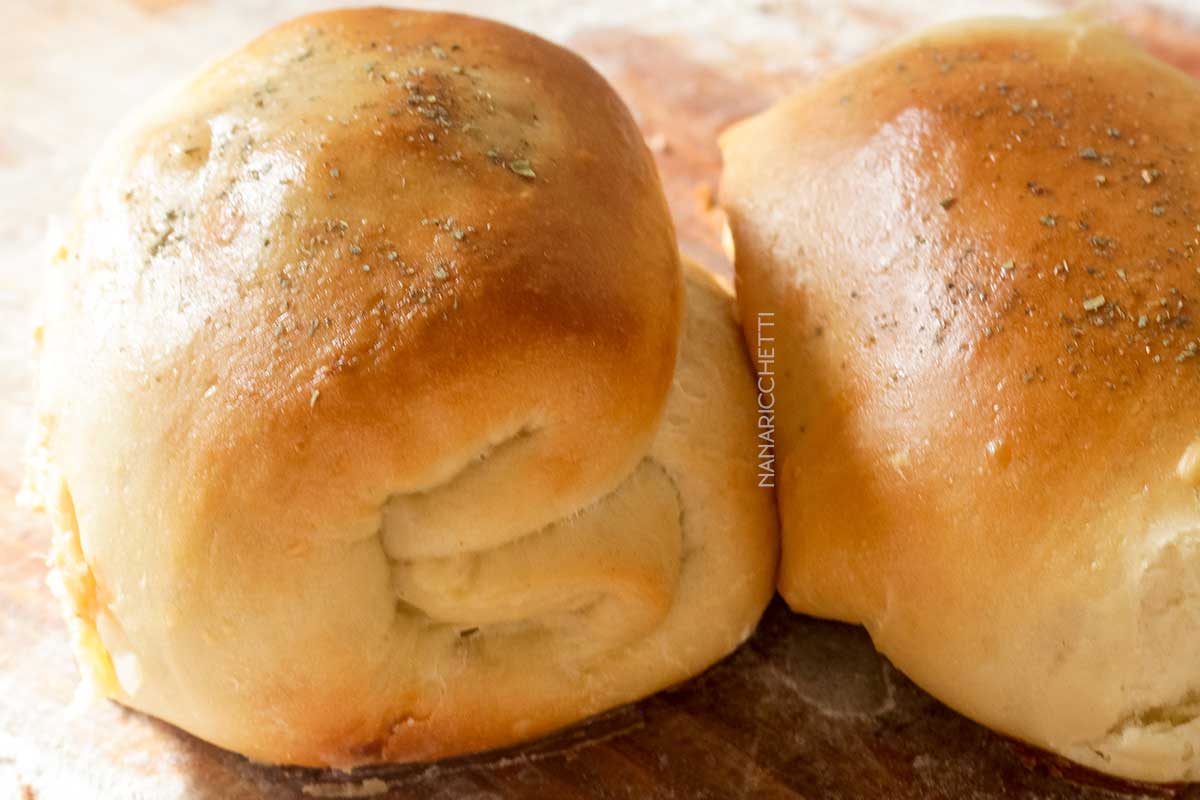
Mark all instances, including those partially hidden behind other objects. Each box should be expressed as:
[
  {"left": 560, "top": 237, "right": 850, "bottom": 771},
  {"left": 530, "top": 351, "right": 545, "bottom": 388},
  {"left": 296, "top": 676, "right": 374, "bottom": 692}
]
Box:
[{"left": 508, "top": 159, "right": 536, "bottom": 178}]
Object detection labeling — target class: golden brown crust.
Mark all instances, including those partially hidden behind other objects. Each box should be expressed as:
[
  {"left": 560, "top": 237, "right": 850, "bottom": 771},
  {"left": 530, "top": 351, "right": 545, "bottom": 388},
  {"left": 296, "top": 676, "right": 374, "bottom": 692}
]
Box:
[
  {"left": 62, "top": 6, "right": 680, "bottom": 555},
  {"left": 33, "top": 8, "right": 776, "bottom": 767},
  {"left": 722, "top": 13, "right": 1200, "bottom": 783}
]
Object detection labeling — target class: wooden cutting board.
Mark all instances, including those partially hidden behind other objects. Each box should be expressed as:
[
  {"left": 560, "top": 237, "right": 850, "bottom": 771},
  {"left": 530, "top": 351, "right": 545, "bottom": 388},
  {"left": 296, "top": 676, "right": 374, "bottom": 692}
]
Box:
[{"left": 4, "top": 2, "right": 1200, "bottom": 797}]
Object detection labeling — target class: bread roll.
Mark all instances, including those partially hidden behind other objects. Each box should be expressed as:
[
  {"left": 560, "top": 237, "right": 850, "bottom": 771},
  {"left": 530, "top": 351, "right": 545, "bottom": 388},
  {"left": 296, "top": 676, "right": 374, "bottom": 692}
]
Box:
[
  {"left": 721, "top": 13, "right": 1200, "bottom": 784},
  {"left": 26, "top": 8, "right": 777, "bottom": 766}
]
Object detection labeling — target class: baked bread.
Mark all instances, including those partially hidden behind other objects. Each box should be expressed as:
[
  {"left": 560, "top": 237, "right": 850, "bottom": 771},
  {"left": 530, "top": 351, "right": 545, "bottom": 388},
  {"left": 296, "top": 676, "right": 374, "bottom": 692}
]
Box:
[
  {"left": 26, "top": 8, "right": 777, "bottom": 766},
  {"left": 721, "top": 12, "right": 1200, "bottom": 784}
]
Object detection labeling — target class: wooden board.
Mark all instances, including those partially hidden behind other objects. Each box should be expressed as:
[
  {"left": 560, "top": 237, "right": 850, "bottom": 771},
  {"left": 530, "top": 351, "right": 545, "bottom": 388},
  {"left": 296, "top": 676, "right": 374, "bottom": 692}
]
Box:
[{"left": 4, "top": 1, "right": 1200, "bottom": 797}]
